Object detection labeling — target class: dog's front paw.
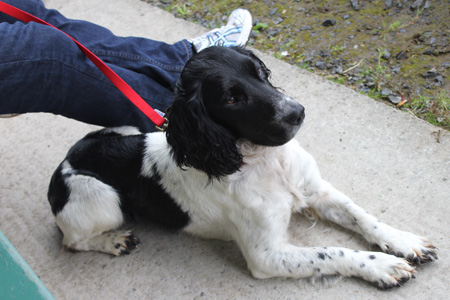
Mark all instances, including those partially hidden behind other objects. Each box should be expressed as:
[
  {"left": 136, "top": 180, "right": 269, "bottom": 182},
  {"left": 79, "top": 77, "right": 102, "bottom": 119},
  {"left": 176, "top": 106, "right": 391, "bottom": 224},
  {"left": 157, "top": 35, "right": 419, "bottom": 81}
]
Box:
[
  {"left": 374, "top": 228, "right": 438, "bottom": 265},
  {"left": 360, "top": 253, "right": 416, "bottom": 289}
]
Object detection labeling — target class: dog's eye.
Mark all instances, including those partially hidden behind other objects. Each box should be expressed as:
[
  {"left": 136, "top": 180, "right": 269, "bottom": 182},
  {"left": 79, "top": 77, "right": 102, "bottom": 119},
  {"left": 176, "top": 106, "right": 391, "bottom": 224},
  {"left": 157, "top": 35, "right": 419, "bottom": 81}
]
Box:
[{"left": 227, "top": 96, "right": 236, "bottom": 105}]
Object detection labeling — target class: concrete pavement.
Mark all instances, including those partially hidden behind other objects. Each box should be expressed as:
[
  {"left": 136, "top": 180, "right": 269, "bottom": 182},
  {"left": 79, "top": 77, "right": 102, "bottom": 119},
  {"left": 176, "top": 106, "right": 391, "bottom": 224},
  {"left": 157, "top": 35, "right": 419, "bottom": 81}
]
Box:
[{"left": 1, "top": 0, "right": 449, "bottom": 299}]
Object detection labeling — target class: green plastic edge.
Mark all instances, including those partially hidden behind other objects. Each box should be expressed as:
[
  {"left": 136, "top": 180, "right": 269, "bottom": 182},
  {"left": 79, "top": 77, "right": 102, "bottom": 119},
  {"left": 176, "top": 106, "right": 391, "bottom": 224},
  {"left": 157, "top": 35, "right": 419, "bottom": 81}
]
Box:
[{"left": 0, "top": 229, "right": 55, "bottom": 300}]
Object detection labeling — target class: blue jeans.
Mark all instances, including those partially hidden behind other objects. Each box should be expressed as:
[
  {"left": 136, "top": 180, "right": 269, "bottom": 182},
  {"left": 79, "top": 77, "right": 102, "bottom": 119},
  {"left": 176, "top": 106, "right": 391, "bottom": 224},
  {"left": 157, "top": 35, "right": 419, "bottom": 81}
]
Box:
[{"left": 0, "top": 0, "right": 193, "bottom": 132}]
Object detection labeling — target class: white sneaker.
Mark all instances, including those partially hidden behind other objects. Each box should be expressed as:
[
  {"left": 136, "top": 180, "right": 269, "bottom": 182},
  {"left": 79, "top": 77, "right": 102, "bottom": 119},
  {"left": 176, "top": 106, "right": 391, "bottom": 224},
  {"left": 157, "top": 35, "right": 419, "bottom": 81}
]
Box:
[{"left": 190, "top": 9, "right": 252, "bottom": 52}]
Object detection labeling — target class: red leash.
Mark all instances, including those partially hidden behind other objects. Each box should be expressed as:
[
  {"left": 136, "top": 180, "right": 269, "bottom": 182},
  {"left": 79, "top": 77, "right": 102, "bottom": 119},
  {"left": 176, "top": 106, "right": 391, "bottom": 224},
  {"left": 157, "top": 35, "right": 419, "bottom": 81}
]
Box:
[{"left": 0, "top": 1, "right": 167, "bottom": 129}]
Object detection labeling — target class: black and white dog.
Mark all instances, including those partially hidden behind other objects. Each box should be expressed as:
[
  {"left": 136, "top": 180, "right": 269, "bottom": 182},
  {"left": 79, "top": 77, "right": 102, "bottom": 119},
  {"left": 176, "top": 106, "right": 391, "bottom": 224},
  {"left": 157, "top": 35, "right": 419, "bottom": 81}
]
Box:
[{"left": 48, "top": 46, "right": 436, "bottom": 289}]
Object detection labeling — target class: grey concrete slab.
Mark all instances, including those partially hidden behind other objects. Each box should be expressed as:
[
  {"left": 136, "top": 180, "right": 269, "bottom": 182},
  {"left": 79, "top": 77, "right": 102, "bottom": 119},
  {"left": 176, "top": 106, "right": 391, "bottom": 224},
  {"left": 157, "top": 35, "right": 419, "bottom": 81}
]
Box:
[{"left": 1, "top": 0, "right": 449, "bottom": 299}]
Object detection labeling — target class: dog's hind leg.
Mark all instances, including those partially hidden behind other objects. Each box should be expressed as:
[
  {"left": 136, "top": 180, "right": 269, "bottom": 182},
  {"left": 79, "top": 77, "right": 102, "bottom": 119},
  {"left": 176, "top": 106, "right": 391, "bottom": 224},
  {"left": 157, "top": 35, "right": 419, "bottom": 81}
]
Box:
[
  {"left": 50, "top": 162, "right": 138, "bottom": 256},
  {"left": 305, "top": 180, "right": 437, "bottom": 264},
  {"left": 59, "top": 227, "right": 140, "bottom": 256}
]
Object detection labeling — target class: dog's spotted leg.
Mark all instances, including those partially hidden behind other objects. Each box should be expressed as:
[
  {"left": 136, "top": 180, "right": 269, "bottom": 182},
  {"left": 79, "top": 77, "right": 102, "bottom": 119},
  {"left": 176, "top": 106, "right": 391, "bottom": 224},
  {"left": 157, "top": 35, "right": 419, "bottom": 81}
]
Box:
[
  {"left": 242, "top": 244, "right": 415, "bottom": 289},
  {"left": 229, "top": 203, "right": 415, "bottom": 288},
  {"left": 305, "top": 181, "right": 438, "bottom": 264}
]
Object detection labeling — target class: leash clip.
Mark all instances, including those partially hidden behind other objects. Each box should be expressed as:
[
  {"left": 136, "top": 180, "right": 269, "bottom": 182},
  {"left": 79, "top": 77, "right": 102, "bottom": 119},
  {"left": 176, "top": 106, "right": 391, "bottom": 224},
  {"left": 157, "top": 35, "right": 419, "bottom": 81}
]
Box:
[{"left": 155, "top": 117, "right": 169, "bottom": 131}]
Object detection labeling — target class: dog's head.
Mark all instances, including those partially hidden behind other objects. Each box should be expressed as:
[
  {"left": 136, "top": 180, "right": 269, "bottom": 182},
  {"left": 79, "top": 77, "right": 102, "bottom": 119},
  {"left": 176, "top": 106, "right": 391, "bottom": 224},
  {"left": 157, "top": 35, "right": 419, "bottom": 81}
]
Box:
[{"left": 166, "top": 46, "right": 305, "bottom": 179}]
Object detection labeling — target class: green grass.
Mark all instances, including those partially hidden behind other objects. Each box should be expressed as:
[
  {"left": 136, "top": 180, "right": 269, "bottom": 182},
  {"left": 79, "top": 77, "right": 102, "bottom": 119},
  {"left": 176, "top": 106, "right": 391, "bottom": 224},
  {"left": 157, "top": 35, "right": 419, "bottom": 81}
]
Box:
[{"left": 406, "top": 92, "right": 450, "bottom": 129}]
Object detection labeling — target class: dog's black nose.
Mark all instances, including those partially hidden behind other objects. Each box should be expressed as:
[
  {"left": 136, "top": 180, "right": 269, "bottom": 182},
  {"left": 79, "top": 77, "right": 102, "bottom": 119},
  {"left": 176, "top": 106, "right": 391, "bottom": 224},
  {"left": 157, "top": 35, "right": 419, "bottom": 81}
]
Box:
[{"left": 286, "top": 102, "right": 305, "bottom": 126}]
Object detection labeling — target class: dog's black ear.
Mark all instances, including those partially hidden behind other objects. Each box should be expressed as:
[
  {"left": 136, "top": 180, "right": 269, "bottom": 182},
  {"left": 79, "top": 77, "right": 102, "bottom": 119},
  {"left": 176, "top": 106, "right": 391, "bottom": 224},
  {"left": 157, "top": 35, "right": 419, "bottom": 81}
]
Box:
[{"left": 165, "top": 89, "right": 242, "bottom": 180}]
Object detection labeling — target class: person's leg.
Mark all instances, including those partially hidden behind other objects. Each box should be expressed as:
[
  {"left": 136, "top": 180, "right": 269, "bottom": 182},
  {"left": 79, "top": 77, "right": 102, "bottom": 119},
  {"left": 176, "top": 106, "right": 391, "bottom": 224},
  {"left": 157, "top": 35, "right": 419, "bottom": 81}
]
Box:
[
  {"left": 0, "top": 0, "right": 252, "bottom": 131},
  {"left": 0, "top": 0, "right": 193, "bottom": 132},
  {"left": 10, "top": 0, "right": 192, "bottom": 90}
]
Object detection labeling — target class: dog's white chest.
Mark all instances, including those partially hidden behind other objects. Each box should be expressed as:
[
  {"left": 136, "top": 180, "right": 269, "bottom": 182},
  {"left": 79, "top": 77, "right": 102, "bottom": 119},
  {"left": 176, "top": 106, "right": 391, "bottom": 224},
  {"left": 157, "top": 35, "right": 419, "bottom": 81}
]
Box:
[{"left": 176, "top": 141, "right": 311, "bottom": 240}]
